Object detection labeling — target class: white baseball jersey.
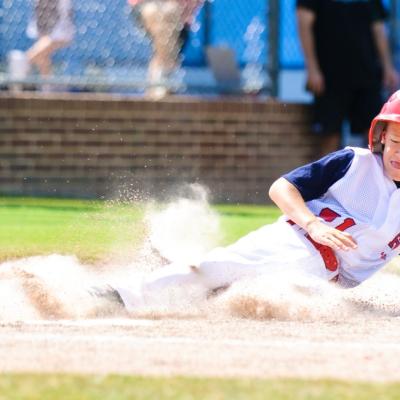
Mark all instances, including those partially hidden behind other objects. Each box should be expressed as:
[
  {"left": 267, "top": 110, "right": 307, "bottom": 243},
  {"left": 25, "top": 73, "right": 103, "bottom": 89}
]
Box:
[{"left": 300, "top": 147, "right": 400, "bottom": 284}]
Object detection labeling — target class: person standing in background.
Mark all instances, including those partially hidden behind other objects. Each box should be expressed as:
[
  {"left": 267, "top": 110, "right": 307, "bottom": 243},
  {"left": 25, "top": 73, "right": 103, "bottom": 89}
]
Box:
[
  {"left": 26, "top": 0, "right": 75, "bottom": 89},
  {"left": 128, "top": 0, "right": 203, "bottom": 98},
  {"left": 296, "top": 0, "right": 399, "bottom": 155}
]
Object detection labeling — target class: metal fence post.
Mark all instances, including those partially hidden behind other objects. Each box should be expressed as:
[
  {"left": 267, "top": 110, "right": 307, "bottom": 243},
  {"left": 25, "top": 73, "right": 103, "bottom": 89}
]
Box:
[
  {"left": 203, "top": 0, "right": 212, "bottom": 48},
  {"left": 267, "top": 0, "right": 280, "bottom": 97}
]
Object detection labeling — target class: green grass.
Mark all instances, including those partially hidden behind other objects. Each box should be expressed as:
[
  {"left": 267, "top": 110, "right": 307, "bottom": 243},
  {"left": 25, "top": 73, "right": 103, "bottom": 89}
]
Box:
[
  {"left": 0, "top": 197, "right": 145, "bottom": 263},
  {"left": 0, "top": 197, "right": 281, "bottom": 263},
  {"left": 216, "top": 203, "right": 281, "bottom": 244},
  {"left": 0, "top": 375, "right": 399, "bottom": 400}
]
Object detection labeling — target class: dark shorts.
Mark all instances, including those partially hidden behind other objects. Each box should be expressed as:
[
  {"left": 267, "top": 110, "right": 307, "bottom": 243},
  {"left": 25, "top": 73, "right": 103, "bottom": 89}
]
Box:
[{"left": 312, "top": 86, "right": 383, "bottom": 136}]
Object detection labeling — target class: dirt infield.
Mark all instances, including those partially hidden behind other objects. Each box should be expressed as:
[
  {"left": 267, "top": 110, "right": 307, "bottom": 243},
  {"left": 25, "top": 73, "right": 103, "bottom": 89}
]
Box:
[
  {"left": 1, "top": 317, "right": 400, "bottom": 381},
  {"left": 1, "top": 254, "right": 400, "bottom": 381}
]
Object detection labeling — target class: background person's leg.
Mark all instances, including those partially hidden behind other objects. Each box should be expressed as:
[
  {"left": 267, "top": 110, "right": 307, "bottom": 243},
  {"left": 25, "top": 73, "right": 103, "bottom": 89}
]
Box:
[
  {"left": 139, "top": 1, "right": 183, "bottom": 97},
  {"left": 26, "top": 36, "right": 67, "bottom": 79},
  {"left": 349, "top": 86, "right": 384, "bottom": 148},
  {"left": 318, "top": 133, "right": 341, "bottom": 155},
  {"left": 313, "top": 90, "right": 348, "bottom": 156}
]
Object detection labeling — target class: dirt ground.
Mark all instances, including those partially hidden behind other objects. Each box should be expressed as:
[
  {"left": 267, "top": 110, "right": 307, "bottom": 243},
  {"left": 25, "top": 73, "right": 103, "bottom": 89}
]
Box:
[
  {"left": 1, "top": 317, "right": 400, "bottom": 381},
  {"left": 1, "top": 254, "right": 400, "bottom": 381},
  {"left": 0, "top": 317, "right": 400, "bottom": 381}
]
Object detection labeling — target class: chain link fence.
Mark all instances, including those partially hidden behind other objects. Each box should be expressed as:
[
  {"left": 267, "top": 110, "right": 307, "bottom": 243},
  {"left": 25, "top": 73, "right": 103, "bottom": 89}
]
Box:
[{"left": 0, "top": 0, "right": 399, "bottom": 96}]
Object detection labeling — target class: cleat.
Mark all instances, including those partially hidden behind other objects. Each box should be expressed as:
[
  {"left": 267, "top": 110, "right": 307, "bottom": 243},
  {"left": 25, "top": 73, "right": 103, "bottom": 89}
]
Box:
[
  {"left": 207, "top": 285, "right": 229, "bottom": 299},
  {"left": 88, "top": 284, "right": 125, "bottom": 307}
]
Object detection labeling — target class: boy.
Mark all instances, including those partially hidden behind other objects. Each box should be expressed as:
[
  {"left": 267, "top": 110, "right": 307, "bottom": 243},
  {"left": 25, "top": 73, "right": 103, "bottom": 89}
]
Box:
[{"left": 93, "top": 90, "right": 400, "bottom": 311}]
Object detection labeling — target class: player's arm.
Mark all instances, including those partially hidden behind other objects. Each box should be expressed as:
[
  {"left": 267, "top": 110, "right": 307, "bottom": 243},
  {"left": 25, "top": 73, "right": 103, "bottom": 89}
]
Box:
[
  {"left": 268, "top": 177, "right": 357, "bottom": 251},
  {"left": 296, "top": 6, "right": 324, "bottom": 95},
  {"left": 371, "top": 21, "right": 399, "bottom": 91}
]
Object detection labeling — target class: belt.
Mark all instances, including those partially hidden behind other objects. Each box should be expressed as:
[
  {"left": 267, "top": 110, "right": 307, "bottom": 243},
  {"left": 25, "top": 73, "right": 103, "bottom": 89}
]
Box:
[{"left": 287, "top": 219, "right": 339, "bottom": 273}]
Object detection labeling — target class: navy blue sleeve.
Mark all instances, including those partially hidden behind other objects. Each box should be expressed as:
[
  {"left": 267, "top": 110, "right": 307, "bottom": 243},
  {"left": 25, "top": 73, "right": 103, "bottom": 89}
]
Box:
[{"left": 283, "top": 148, "right": 355, "bottom": 201}]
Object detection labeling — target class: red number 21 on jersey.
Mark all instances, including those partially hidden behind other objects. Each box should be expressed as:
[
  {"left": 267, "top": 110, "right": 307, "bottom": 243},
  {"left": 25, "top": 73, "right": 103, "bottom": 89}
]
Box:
[{"left": 318, "top": 208, "right": 356, "bottom": 232}]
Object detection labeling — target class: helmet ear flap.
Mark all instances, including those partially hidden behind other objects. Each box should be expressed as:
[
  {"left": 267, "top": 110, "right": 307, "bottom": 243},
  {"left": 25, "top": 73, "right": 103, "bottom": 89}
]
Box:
[{"left": 370, "top": 120, "right": 385, "bottom": 153}]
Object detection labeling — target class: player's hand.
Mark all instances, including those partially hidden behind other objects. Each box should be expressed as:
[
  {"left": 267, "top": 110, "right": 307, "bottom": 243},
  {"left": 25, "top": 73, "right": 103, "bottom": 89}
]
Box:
[
  {"left": 306, "top": 67, "right": 325, "bottom": 96},
  {"left": 306, "top": 219, "right": 357, "bottom": 251},
  {"left": 383, "top": 65, "right": 399, "bottom": 93}
]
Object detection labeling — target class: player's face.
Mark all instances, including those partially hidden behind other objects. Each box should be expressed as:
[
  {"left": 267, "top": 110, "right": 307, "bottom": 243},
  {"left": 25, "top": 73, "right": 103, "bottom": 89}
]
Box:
[{"left": 381, "top": 121, "right": 400, "bottom": 182}]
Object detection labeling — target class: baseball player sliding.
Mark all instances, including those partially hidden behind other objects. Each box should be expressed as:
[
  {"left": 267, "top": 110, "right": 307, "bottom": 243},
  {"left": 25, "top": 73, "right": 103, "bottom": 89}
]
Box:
[{"left": 92, "top": 90, "right": 400, "bottom": 311}]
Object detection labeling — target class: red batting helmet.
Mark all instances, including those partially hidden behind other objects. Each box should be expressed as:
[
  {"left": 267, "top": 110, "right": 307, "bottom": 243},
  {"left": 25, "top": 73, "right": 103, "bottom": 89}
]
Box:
[{"left": 369, "top": 90, "right": 400, "bottom": 153}]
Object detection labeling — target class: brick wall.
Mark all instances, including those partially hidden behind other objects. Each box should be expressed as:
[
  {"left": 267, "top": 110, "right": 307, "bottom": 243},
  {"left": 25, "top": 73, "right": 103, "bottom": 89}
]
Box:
[{"left": 0, "top": 93, "right": 316, "bottom": 203}]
